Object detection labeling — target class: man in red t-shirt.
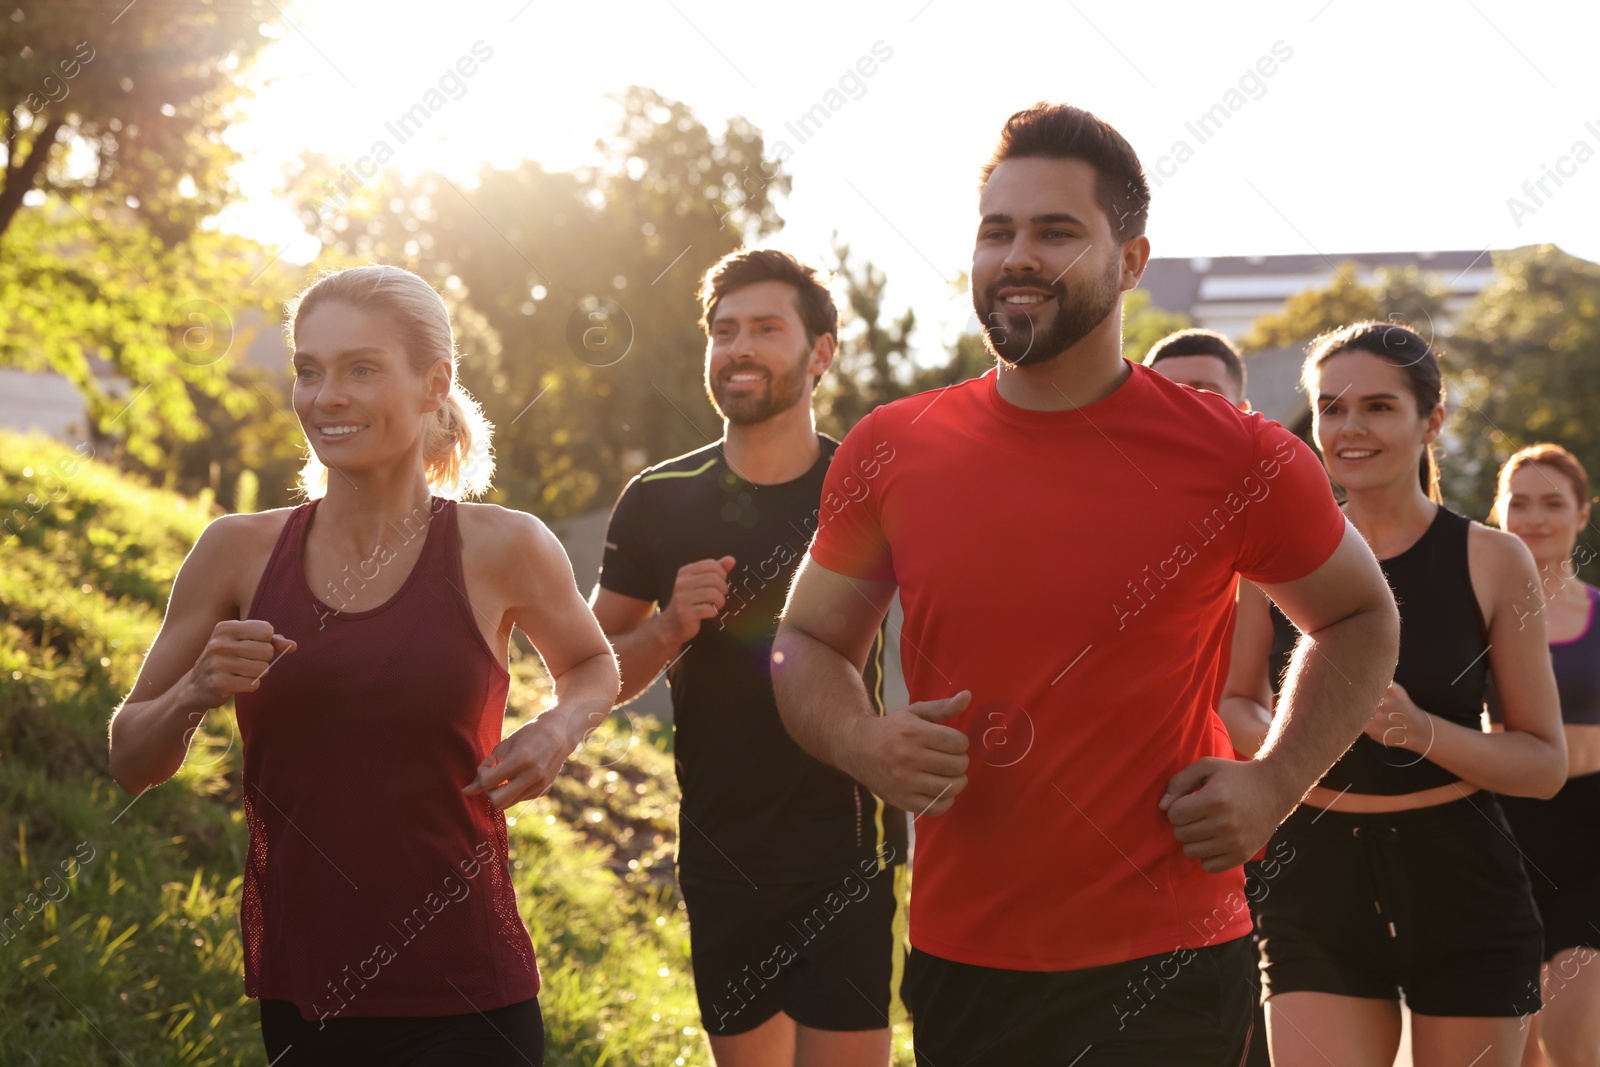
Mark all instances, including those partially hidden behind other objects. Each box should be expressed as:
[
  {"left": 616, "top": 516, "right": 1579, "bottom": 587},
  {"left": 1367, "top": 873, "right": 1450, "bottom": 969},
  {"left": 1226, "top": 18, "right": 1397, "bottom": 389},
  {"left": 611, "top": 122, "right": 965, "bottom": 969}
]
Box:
[
  {"left": 1145, "top": 327, "right": 1275, "bottom": 1067},
  {"left": 1145, "top": 327, "right": 1280, "bottom": 762},
  {"left": 771, "top": 103, "right": 1400, "bottom": 1064}
]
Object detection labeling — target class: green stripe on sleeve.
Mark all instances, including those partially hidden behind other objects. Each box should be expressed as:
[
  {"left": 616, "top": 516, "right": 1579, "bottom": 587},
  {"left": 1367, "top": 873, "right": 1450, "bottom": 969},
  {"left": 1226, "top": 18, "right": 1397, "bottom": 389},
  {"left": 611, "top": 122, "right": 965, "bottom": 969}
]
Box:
[{"left": 638, "top": 457, "right": 719, "bottom": 483}]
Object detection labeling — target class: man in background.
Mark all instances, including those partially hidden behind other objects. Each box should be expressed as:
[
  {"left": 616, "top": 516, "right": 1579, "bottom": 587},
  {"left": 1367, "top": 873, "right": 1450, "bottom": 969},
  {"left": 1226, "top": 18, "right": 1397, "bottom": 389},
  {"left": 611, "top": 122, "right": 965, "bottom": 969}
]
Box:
[{"left": 1145, "top": 327, "right": 1249, "bottom": 409}]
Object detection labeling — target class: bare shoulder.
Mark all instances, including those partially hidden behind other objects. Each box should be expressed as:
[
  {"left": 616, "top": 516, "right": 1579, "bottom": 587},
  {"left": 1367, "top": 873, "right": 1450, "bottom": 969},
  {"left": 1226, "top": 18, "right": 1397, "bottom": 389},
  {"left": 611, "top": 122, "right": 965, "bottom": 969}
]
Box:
[
  {"left": 455, "top": 502, "right": 564, "bottom": 568},
  {"left": 1467, "top": 519, "right": 1536, "bottom": 571},
  {"left": 1466, "top": 519, "right": 1538, "bottom": 600},
  {"left": 188, "top": 507, "right": 299, "bottom": 616},
  {"left": 199, "top": 507, "right": 297, "bottom": 556}
]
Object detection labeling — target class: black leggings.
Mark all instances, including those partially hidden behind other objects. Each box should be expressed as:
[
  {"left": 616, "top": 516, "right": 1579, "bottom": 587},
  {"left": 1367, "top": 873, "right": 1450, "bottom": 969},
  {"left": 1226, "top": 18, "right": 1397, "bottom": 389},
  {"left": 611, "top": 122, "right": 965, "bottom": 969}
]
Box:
[{"left": 259, "top": 997, "right": 544, "bottom": 1066}]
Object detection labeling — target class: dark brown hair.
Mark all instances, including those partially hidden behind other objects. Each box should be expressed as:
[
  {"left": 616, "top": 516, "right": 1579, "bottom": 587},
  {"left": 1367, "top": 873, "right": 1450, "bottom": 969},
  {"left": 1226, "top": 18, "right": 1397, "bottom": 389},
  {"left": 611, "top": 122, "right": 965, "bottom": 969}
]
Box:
[
  {"left": 698, "top": 248, "right": 838, "bottom": 348},
  {"left": 1146, "top": 328, "right": 1246, "bottom": 395},
  {"left": 980, "top": 102, "right": 1150, "bottom": 238},
  {"left": 1303, "top": 321, "right": 1443, "bottom": 502}
]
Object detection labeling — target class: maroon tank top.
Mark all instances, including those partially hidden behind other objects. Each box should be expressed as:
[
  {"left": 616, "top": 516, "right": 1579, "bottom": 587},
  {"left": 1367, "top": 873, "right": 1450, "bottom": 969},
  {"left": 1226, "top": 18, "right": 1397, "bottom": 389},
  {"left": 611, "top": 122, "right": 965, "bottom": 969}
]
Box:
[{"left": 234, "top": 497, "right": 539, "bottom": 1021}]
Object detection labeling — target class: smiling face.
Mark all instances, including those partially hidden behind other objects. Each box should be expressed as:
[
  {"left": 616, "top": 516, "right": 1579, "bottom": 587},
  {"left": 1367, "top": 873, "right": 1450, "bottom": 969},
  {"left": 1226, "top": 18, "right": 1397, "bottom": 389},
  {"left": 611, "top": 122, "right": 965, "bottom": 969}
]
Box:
[
  {"left": 972, "top": 157, "right": 1127, "bottom": 367},
  {"left": 292, "top": 301, "right": 449, "bottom": 478},
  {"left": 1498, "top": 463, "right": 1590, "bottom": 567},
  {"left": 1311, "top": 349, "right": 1443, "bottom": 493},
  {"left": 704, "top": 280, "right": 830, "bottom": 426}
]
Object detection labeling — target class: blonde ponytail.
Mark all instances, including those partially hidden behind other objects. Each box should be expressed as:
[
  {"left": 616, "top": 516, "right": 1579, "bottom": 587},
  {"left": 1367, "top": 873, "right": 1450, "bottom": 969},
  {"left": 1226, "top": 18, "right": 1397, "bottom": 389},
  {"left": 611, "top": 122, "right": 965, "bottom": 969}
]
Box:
[{"left": 426, "top": 386, "right": 494, "bottom": 499}]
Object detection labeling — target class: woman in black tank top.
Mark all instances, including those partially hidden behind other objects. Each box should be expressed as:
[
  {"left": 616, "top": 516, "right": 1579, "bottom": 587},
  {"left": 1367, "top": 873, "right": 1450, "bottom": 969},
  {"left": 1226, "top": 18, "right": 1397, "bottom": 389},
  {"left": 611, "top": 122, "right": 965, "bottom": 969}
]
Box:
[{"left": 1233, "top": 323, "right": 1566, "bottom": 1067}]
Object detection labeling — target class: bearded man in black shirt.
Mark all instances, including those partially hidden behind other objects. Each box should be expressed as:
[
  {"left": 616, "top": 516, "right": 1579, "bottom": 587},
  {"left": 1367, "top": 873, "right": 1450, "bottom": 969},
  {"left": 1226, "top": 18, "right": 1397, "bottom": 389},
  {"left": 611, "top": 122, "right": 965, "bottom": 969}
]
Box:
[{"left": 590, "top": 249, "right": 906, "bottom": 1067}]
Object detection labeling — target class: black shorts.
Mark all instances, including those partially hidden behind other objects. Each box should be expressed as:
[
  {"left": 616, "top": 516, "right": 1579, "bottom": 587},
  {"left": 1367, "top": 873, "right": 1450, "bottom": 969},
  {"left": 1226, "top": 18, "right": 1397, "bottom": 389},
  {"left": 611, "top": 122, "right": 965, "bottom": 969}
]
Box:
[
  {"left": 1255, "top": 790, "right": 1543, "bottom": 1017},
  {"left": 1500, "top": 770, "right": 1600, "bottom": 959},
  {"left": 902, "top": 936, "right": 1256, "bottom": 1066},
  {"left": 259, "top": 996, "right": 543, "bottom": 1066},
  {"left": 1240, "top": 851, "right": 1289, "bottom": 1067},
  {"left": 681, "top": 865, "right": 902, "bottom": 1036}
]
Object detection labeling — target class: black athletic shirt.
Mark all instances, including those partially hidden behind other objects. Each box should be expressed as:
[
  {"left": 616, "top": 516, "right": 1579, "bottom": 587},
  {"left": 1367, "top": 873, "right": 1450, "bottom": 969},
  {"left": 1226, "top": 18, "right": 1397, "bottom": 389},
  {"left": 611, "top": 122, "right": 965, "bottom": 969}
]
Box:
[
  {"left": 599, "top": 437, "right": 907, "bottom": 884},
  {"left": 1318, "top": 506, "right": 1490, "bottom": 795}
]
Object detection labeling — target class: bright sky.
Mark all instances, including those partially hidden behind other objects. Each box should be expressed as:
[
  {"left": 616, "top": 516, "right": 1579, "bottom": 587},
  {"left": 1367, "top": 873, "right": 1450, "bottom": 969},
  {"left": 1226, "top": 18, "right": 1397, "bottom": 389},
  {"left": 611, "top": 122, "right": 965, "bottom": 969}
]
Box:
[{"left": 221, "top": 0, "right": 1600, "bottom": 349}]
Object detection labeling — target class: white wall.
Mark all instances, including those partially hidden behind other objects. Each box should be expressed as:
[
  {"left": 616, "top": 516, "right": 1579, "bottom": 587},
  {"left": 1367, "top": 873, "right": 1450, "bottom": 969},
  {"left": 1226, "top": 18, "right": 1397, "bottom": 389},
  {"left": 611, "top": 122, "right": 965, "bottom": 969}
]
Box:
[{"left": 0, "top": 368, "right": 98, "bottom": 446}]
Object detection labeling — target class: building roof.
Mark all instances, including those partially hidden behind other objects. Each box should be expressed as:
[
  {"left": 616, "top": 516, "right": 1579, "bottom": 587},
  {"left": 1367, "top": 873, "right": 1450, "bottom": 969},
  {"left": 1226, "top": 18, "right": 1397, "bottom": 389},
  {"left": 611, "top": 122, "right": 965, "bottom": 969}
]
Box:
[
  {"left": 1142, "top": 249, "right": 1490, "bottom": 307},
  {"left": 1139, "top": 249, "right": 1500, "bottom": 346}
]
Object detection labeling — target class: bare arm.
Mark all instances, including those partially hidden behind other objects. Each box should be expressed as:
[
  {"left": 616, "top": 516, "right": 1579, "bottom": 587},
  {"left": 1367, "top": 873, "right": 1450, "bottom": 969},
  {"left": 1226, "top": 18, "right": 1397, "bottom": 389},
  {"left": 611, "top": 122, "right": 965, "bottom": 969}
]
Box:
[
  {"left": 589, "top": 556, "right": 735, "bottom": 706},
  {"left": 109, "top": 517, "right": 294, "bottom": 794},
  {"left": 1165, "top": 520, "right": 1400, "bottom": 869},
  {"left": 464, "top": 511, "right": 621, "bottom": 809},
  {"left": 773, "top": 558, "right": 970, "bottom": 817},
  {"left": 590, "top": 589, "right": 677, "bottom": 706},
  {"left": 1252, "top": 521, "right": 1401, "bottom": 795},
  {"left": 1217, "top": 580, "right": 1276, "bottom": 758},
  {"left": 1368, "top": 525, "right": 1565, "bottom": 798}
]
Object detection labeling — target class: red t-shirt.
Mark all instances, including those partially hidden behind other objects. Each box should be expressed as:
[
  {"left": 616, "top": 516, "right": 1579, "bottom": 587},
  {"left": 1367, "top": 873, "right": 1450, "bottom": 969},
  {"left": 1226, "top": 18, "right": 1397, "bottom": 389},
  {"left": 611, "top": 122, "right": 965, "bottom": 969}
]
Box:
[{"left": 809, "top": 362, "right": 1345, "bottom": 972}]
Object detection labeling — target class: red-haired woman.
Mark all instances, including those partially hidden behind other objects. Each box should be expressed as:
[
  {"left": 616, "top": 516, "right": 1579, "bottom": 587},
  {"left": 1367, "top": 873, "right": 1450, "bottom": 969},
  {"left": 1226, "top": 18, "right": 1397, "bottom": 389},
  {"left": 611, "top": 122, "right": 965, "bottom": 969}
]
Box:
[
  {"left": 109, "top": 265, "right": 619, "bottom": 1066},
  {"left": 1490, "top": 443, "right": 1600, "bottom": 1067}
]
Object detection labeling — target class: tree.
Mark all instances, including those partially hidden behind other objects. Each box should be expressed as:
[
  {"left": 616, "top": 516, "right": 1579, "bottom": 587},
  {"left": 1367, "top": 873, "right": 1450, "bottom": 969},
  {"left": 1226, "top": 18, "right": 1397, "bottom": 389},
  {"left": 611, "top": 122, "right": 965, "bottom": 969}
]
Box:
[
  {"left": 0, "top": 1, "right": 274, "bottom": 246},
  {"left": 1121, "top": 288, "right": 1192, "bottom": 363},
  {"left": 1239, "top": 262, "right": 1448, "bottom": 354},
  {"left": 161, "top": 342, "right": 309, "bottom": 512},
  {"left": 0, "top": 197, "right": 287, "bottom": 477},
  {"left": 0, "top": 4, "right": 289, "bottom": 503},
  {"left": 817, "top": 238, "right": 916, "bottom": 438},
  {"left": 1446, "top": 245, "right": 1600, "bottom": 544},
  {"left": 921, "top": 331, "right": 995, "bottom": 391}
]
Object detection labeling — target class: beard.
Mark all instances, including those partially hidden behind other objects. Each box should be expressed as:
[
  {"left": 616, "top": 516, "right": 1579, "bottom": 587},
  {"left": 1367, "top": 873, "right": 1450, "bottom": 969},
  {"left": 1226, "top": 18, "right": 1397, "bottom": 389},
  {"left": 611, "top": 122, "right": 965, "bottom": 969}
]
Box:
[
  {"left": 975, "top": 256, "right": 1123, "bottom": 368},
  {"left": 706, "top": 345, "right": 813, "bottom": 426}
]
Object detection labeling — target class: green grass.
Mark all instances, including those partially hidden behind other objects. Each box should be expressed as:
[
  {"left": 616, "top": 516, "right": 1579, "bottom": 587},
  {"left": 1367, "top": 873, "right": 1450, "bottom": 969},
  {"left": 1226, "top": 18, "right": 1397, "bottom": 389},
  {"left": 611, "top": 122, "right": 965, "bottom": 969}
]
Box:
[{"left": 0, "top": 431, "right": 916, "bottom": 1065}]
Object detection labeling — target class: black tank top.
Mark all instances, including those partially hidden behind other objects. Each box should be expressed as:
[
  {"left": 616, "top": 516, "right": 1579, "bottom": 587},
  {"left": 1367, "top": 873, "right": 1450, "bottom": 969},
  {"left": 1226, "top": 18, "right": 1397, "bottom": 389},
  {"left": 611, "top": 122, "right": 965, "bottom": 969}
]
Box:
[{"left": 1318, "top": 506, "right": 1490, "bottom": 795}]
